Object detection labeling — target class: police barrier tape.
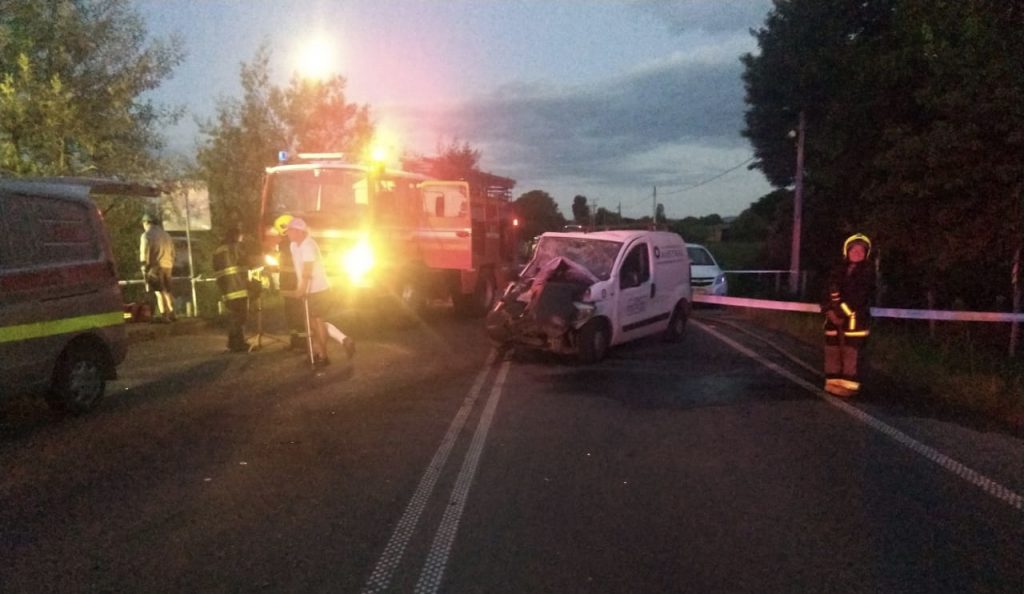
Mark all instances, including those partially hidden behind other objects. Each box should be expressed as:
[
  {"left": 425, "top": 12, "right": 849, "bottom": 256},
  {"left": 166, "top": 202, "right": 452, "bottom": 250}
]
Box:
[
  {"left": 692, "top": 294, "right": 1024, "bottom": 323},
  {"left": 118, "top": 276, "right": 217, "bottom": 286}
]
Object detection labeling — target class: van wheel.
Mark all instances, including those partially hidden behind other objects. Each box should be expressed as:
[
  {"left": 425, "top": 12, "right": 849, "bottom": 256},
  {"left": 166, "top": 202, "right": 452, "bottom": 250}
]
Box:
[
  {"left": 578, "top": 320, "right": 610, "bottom": 364},
  {"left": 47, "top": 347, "right": 107, "bottom": 414},
  {"left": 663, "top": 301, "right": 689, "bottom": 343}
]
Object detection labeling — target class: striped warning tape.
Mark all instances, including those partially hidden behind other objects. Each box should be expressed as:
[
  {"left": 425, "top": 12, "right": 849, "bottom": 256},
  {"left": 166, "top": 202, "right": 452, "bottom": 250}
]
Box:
[{"left": 693, "top": 294, "right": 1024, "bottom": 323}]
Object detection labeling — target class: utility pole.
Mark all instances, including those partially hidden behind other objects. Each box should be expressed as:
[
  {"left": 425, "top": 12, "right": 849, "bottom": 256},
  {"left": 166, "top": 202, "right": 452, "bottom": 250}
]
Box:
[
  {"left": 652, "top": 185, "right": 657, "bottom": 230},
  {"left": 789, "top": 110, "right": 806, "bottom": 295}
]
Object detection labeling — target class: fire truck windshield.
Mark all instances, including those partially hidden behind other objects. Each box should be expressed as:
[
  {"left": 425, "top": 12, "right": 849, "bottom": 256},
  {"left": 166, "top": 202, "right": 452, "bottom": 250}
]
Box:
[{"left": 266, "top": 168, "right": 369, "bottom": 223}]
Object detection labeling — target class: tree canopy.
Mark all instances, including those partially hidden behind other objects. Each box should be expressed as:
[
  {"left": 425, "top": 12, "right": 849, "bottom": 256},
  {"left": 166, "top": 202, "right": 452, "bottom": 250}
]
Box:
[
  {"left": 195, "top": 44, "right": 373, "bottom": 241},
  {"left": 742, "top": 0, "right": 1024, "bottom": 307},
  {"left": 0, "top": 0, "right": 184, "bottom": 177},
  {"left": 571, "top": 195, "right": 591, "bottom": 226},
  {"left": 513, "top": 190, "right": 565, "bottom": 241}
]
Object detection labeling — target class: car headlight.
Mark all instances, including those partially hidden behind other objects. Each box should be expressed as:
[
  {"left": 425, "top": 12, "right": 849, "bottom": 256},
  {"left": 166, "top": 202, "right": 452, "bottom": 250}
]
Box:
[
  {"left": 341, "top": 239, "right": 375, "bottom": 285},
  {"left": 264, "top": 253, "right": 279, "bottom": 268},
  {"left": 714, "top": 273, "right": 726, "bottom": 286}
]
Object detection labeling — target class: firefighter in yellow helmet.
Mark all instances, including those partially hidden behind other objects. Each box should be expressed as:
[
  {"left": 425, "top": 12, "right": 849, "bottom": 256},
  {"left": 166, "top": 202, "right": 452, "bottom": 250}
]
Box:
[
  {"left": 821, "top": 233, "right": 876, "bottom": 397},
  {"left": 273, "top": 214, "right": 307, "bottom": 349}
]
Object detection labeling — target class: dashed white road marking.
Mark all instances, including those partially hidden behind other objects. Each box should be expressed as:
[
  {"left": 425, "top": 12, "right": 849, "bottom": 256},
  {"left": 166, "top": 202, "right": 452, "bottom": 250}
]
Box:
[
  {"left": 694, "top": 319, "right": 1023, "bottom": 512},
  {"left": 362, "top": 351, "right": 498, "bottom": 594},
  {"left": 414, "top": 360, "right": 512, "bottom": 594}
]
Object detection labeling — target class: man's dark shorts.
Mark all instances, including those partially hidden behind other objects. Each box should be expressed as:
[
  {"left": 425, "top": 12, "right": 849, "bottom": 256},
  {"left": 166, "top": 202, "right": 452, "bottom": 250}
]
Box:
[
  {"left": 146, "top": 266, "right": 173, "bottom": 293},
  {"left": 305, "top": 289, "right": 333, "bottom": 318}
]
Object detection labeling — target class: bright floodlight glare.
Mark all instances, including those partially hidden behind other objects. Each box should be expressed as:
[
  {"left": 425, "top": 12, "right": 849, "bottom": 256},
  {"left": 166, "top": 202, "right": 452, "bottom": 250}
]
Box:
[{"left": 298, "top": 38, "right": 335, "bottom": 80}]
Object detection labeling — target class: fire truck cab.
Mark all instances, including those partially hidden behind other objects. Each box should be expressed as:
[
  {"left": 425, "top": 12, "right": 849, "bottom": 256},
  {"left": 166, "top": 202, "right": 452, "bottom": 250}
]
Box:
[{"left": 259, "top": 153, "right": 517, "bottom": 317}]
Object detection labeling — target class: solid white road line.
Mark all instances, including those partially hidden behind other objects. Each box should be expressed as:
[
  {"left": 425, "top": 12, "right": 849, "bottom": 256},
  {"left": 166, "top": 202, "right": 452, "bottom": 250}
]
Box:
[
  {"left": 694, "top": 320, "right": 1024, "bottom": 512},
  {"left": 414, "top": 359, "right": 512, "bottom": 594},
  {"left": 699, "top": 315, "right": 822, "bottom": 377},
  {"left": 362, "top": 351, "right": 498, "bottom": 594}
]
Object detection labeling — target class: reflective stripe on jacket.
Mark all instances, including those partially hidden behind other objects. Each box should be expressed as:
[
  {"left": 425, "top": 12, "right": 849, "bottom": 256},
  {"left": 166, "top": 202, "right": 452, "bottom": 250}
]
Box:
[
  {"left": 213, "top": 242, "right": 248, "bottom": 301},
  {"left": 821, "top": 260, "right": 875, "bottom": 336}
]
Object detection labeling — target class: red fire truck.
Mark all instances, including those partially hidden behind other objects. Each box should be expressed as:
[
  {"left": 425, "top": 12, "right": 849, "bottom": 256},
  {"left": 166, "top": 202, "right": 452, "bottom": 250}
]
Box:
[{"left": 258, "top": 153, "right": 518, "bottom": 317}]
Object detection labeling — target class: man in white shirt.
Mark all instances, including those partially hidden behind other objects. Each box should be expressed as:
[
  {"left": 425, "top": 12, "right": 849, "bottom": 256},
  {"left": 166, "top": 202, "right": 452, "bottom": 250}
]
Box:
[{"left": 285, "top": 218, "right": 354, "bottom": 367}]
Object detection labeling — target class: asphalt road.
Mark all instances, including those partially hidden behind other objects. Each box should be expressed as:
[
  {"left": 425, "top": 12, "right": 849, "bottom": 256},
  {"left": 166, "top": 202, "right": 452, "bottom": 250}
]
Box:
[{"left": 1, "top": 308, "right": 1022, "bottom": 593}]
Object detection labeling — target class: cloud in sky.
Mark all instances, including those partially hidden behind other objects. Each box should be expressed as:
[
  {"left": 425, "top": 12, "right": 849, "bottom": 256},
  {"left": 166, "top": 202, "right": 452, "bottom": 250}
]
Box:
[
  {"left": 635, "top": 0, "right": 774, "bottom": 34},
  {"left": 389, "top": 30, "right": 770, "bottom": 217}
]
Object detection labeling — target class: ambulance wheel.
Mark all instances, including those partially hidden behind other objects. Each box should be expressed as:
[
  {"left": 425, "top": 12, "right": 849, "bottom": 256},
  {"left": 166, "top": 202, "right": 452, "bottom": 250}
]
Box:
[
  {"left": 578, "top": 319, "right": 610, "bottom": 364},
  {"left": 47, "top": 345, "right": 107, "bottom": 414},
  {"left": 663, "top": 300, "right": 689, "bottom": 342}
]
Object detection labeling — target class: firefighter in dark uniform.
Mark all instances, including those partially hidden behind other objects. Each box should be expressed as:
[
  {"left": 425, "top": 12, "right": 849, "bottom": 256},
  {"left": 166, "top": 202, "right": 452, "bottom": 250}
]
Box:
[
  {"left": 274, "top": 214, "right": 307, "bottom": 349},
  {"left": 821, "top": 233, "right": 875, "bottom": 397},
  {"left": 213, "top": 224, "right": 251, "bottom": 352}
]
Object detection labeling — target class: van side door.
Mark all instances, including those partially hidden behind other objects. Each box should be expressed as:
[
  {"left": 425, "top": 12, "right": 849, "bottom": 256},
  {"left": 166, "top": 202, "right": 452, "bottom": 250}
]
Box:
[{"left": 615, "top": 240, "right": 656, "bottom": 342}]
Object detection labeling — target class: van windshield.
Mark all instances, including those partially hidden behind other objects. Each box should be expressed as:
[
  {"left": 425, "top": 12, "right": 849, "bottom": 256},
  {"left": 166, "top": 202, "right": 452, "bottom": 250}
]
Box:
[{"left": 524, "top": 236, "right": 622, "bottom": 281}]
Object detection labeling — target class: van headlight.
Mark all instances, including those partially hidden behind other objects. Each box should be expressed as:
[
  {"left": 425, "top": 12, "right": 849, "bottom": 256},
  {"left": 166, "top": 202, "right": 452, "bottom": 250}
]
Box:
[
  {"left": 341, "top": 239, "right": 375, "bottom": 285},
  {"left": 573, "top": 302, "right": 596, "bottom": 326}
]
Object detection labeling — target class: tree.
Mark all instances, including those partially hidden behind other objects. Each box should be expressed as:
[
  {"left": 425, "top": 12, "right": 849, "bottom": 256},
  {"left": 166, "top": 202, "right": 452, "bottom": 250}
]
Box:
[
  {"left": 571, "top": 195, "right": 591, "bottom": 225},
  {"left": 0, "top": 0, "right": 184, "bottom": 177},
  {"left": 741, "top": 0, "right": 1024, "bottom": 314},
  {"left": 196, "top": 44, "right": 373, "bottom": 244},
  {"left": 741, "top": 0, "right": 900, "bottom": 274},
  {"left": 655, "top": 203, "right": 667, "bottom": 225},
  {"left": 270, "top": 74, "right": 373, "bottom": 155},
  {"left": 0, "top": 0, "right": 184, "bottom": 278},
  {"left": 513, "top": 190, "right": 565, "bottom": 241},
  {"left": 426, "top": 139, "right": 481, "bottom": 180}
]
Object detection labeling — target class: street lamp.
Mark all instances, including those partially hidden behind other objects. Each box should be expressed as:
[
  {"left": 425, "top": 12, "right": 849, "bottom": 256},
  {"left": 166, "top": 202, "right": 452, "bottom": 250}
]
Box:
[{"left": 788, "top": 111, "right": 806, "bottom": 296}]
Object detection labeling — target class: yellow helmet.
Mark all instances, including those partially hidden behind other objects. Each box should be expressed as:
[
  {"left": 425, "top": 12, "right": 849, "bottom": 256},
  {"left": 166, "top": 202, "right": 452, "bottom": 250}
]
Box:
[
  {"left": 273, "top": 214, "right": 294, "bottom": 235},
  {"left": 843, "top": 233, "right": 872, "bottom": 258}
]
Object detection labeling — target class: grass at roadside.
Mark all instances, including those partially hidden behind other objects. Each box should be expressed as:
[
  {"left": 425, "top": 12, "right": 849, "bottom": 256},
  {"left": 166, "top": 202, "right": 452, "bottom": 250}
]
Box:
[{"left": 734, "top": 308, "right": 1024, "bottom": 430}]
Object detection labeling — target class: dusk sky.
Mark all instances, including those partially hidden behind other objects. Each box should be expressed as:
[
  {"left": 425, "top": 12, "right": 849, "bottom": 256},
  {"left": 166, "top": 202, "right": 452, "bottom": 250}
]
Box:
[{"left": 138, "top": 0, "right": 776, "bottom": 219}]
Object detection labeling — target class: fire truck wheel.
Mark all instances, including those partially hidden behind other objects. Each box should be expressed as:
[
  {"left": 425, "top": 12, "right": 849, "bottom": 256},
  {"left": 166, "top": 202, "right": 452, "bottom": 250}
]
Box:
[
  {"left": 454, "top": 268, "right": 496, "bottom": 318},
  {"left": 397, "top": 278, "right": 426, "bottom": 315}
]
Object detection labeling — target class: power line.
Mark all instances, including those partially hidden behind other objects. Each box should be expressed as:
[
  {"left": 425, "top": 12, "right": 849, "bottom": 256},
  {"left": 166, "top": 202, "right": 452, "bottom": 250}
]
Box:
[
  {"left": 658, "top": 156, "right": 756, "bottom": 197},
  {"left": 625, "top": 155, "right": 756, "bottom": 208}
]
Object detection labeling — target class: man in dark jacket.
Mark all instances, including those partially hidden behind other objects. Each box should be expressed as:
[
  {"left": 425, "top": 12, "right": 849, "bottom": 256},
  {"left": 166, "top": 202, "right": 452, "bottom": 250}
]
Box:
[
  {"left": 821, "top": 233, "right": 875, "bottom": 397},
  {"left": 213, "top": 224, "right": 250, "bottom": 352}
]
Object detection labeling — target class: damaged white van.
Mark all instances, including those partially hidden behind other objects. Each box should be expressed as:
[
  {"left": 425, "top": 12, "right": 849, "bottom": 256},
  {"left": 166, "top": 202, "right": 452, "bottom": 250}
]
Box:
[{"left": 486, "top": 230, "right": 691, "bottom": 363}]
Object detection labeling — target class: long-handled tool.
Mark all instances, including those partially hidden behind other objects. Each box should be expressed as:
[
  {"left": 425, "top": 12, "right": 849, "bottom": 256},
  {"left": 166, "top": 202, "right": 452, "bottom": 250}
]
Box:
[{"left": 303, "top": 294, "right": 316, "bottom": 367}]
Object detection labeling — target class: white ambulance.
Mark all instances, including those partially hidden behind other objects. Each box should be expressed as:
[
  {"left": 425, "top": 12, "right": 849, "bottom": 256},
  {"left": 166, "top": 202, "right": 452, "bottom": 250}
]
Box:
[{"left": 486, "top": 230, "right": 692, "bottom": 363}]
